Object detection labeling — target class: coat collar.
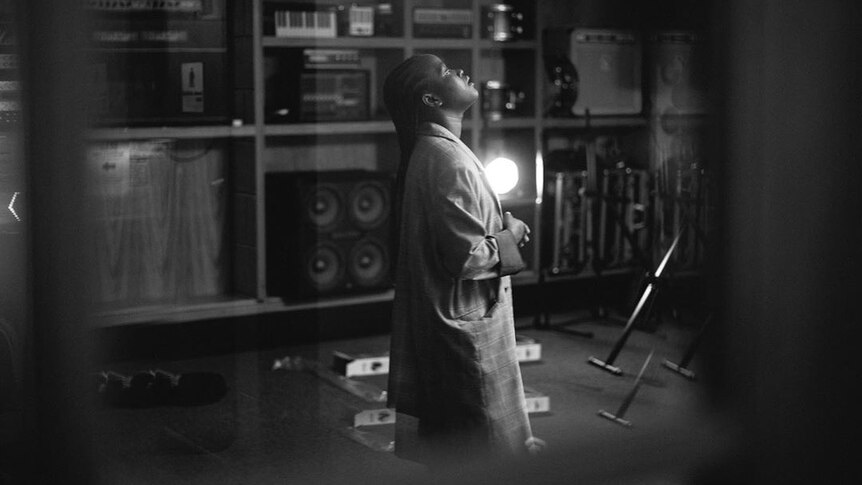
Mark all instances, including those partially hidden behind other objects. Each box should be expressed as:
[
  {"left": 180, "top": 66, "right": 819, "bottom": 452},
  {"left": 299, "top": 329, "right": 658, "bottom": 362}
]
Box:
[
  {"left": 416, "top": 122, "right": 485, "bottom": 174},
  {"left": 416, "top": 122, "right": 502, "bottom": 215}
]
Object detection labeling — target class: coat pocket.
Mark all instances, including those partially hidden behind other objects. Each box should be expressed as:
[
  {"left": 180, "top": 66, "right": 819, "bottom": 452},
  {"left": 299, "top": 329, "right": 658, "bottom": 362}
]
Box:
[{"left": 451, "top": 279, "right": 500, "bottom": 322}]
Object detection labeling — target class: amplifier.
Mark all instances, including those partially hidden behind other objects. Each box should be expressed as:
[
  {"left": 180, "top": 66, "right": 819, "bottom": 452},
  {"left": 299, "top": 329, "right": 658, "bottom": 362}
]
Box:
[
  {"left": 84, "top": 0, "right": 208, "bottom": 14},
  {"left": 302, "top": 49, "right": 361, "bottom": 69},
  {"left": 82, "top": 0, "right": 223, "bottom": 19},
  {"left": 300, "top": 70, "right": 369, "bottom": 122},
  {"left": 266, "top": 57, "right": 369, "bottom": 123},
  {"left": 413, "top": 8, "right": 472, "bottom": 38},
  {"left": 648, "top": 31, "right": 709, "bottom": 116},
  {"left": 570, "top": 29, "right": 642, "bottom": 116},
  {"left": 87, "top": 51, "right": 229, "bottom": 126}
]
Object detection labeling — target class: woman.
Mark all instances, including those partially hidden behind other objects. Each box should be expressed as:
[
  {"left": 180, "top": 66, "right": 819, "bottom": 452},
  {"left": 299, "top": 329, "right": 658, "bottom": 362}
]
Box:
[{"left": 383, "top": 54, "right": 544, "bottom": 467}]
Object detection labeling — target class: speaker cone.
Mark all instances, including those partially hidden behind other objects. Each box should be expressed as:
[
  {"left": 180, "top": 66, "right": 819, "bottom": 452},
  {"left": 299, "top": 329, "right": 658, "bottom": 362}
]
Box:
[
  {"left": 305, "top": 185, "right": 341, "bottom": 229},
  {"left": 348, "top": 181, "right": 389, "bottom": 230},
  {"left": 348, "top": 239, "right": 389, "bottom": 288},
  {"left": 304, "top": 244, "right": 344, "bottom": 292}
]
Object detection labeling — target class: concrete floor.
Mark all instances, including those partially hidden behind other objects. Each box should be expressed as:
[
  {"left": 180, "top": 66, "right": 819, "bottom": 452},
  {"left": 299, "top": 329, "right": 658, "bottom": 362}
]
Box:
[{"left": 82, "top": 310, "right": 728, "bottom": 485}]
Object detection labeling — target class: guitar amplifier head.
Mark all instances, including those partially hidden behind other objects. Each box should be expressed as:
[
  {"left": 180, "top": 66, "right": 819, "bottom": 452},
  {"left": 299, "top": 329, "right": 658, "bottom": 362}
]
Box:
[
  {"left": 299, "top": 70, "right": 369, "bottom": 122},
  {"left": 570, "top": 29, "right": 642, "bottom": 116},
  {"left": 649, "top": 31, "right": 710, "bottom": 117}
]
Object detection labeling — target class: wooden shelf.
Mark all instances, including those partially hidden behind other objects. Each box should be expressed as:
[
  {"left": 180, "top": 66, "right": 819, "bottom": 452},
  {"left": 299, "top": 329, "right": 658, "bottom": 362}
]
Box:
[
  {"left": 478, "top": 40, "right": 538, "bottom": 50},
  {"left": 93, "top": 289, "right": 398, "bottom": 327},
  {"left": 261, "top": 37, "right": 537, "bottom": 51},
  {"left": 87, "top": 0, "right": 637, "bottom": 327},
  {"left": 542, "top": 116, "right": 647, "bottom": 129},
  {"left": 86, "top": 47, "right": 228, "bottom": 54},
  {"left": 94, "top": 296, "right": 262, "bottom": 327},
  {"left": 484, "top": 117, "right": 539, "bottom": 130},
  {"left": 264, "top": 120, "right": 394, "bottom": 136},
  {"left": 263, "top": 36, "right": 407, "bottom": 49},
  {"left": 87, "top": 125, "right": 257, "bottom": 141},
  {"left": 261, "top": 289, "right": 395, "bottom": 312},
  {"left": 263, "top": 118, "right": 480, "bottom": 137}
]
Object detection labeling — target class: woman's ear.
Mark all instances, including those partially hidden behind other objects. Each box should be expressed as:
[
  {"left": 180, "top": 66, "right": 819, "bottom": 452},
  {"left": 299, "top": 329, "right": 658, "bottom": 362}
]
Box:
[{"left": 421, "top": 93, "right": 443, "bottom": 108}]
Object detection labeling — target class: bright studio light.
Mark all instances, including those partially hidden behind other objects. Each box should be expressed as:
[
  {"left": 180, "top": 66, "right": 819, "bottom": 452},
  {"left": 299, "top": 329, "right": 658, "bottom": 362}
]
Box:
[{"left": 486, "top": 157, "right": 519, "bottom": 195}]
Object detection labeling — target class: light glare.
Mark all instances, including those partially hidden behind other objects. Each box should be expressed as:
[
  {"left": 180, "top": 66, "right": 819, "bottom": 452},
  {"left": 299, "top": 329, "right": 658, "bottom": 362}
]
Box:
[{"left": 486, "top": 157, "right": 519, "bottom": 195}]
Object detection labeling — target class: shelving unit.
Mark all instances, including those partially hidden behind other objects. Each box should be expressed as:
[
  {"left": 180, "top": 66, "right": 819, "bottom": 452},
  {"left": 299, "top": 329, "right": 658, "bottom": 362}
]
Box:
[{"left": 87, "top": 0, "right": 711, "bottom": 327}]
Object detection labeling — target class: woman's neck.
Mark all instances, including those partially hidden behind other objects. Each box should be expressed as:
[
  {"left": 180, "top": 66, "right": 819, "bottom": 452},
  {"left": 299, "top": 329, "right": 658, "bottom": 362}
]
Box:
[{"left": 423, "top": 110, "right": 464, "bottom": 138}]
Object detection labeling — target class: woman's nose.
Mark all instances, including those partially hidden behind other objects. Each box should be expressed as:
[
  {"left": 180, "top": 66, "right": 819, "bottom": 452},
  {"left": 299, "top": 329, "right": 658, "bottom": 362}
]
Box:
[{"left": 456, "top": 69, "right": 465, "bottom": 77}]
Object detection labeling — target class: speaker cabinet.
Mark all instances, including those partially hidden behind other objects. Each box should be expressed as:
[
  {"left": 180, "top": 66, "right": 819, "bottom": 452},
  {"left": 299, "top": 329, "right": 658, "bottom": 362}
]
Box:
[
  {"left": 266, "top": 171, "right": 394, "bottom": 298},
  {"left": 570, "top": 29, "right": 642, "bottom": 115},
  {"left": 648, "top": 31, "right": 709, "bottom": 117}
]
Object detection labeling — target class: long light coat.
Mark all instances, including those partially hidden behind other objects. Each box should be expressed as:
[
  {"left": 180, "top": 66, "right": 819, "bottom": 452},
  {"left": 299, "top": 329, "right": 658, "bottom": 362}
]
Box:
[{"left": 388, "top": 122, "right": 532, "bottom": 464}]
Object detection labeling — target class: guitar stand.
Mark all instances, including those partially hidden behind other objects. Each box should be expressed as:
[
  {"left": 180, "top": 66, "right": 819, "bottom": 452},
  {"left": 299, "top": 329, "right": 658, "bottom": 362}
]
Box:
[
  {"left": 588, "top": 226, "right": 685, "bottom": 376},
  {"left": 646, "top": 190, "right": 710, "bottom": 330},
  {"left": 533, "top": 117, "right": 626, "bottom": 338}
]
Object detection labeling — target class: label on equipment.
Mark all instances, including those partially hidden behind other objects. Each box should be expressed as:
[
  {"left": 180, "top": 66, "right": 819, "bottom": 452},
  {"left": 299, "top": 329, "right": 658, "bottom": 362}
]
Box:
[{"left": 181, "top": 62, "right": 204, "bottom": 113}]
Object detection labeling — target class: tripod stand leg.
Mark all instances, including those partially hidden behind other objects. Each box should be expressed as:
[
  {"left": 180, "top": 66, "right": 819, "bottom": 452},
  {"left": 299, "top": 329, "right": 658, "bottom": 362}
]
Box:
[
  {"left": 588, "top": 228, "right": 684, "bottom": 375},
  {"left": 588, "top": 282, "right": 656, "bottom": 375},
  {"left": 598, "top": 350, "right": 654, "bottom": 427},
  {"left": 662, "top": 314, "right": 713, "bottom": 380}
]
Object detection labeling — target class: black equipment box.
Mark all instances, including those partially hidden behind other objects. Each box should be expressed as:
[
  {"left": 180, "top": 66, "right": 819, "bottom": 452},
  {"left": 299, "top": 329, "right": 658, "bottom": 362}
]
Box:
[
  {"left": 299, "top": 70, "right": 369, "bottom": 122},
  {"left": 570, "top": 29, "right": 642, "bottom": 116},
  {"left": 266, "top": 47, "right": 370, "bottom": 123},
  {"left": 85, "top": 0, "right": 229, "bottom": 126},
  {"left": 87, "top": 51, "right": 230, "bottom": 126}
]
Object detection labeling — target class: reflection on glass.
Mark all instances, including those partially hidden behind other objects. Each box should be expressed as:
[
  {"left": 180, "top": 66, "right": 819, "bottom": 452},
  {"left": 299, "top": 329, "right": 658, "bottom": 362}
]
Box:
[{"left": 0, "top": 0, "right": 25, "bottom": 450}]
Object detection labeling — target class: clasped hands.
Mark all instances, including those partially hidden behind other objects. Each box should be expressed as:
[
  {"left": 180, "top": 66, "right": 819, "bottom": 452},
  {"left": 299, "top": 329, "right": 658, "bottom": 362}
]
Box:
[{"left": 504, "top": 211, "right": 531, "bottom": 248}]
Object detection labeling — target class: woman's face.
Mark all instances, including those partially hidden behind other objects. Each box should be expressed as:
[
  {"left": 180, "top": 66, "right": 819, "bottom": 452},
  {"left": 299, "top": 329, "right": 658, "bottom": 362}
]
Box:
[{"left": 426, "top": 57, "right": 478, "bottom": 113}]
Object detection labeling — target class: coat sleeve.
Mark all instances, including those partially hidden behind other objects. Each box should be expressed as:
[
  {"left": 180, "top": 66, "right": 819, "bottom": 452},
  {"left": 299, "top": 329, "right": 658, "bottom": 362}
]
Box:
[{"left": 429, "top": 157, "right": 525, "bottom": 280}]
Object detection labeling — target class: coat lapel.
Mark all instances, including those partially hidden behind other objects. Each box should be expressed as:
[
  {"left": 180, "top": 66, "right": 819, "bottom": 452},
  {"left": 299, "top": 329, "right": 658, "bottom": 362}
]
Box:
[{"left": 416, "top": 122, "right": 503, "bottom": 216}]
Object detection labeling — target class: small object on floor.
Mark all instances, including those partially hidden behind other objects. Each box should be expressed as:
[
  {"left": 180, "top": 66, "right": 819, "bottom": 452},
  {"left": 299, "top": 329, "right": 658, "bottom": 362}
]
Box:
[
  {"left": 524, "top": 387, "right": 551, "bottom": 414},
  {"left": 515, "top": 334, "right": 542, "bottom": 362},
  {"left": 332, "top": 350, "right": 390, "bottom": 377},
  {"left": 99, "top": 371, "right": 131, "bottom": 406},
  {"left": 587, "top": 356, "right": 623, "bottom": 376},
  {"left": 96, "top": 369, "right": 226, "bottom": 407},
  {"left": 661, "top": 359, "right": 696, "bottom": 380},
  {"left": 273, "top": 355, "right": 387, "bottom": 403},
  {"left": 662, "top": 314, "right": 712, "bottom": 381},
  {"left": 340, "top": 425, "right": 395, "bottom": 453},
  {"left": 597, "top": 349, "right": 654, "bottom": 428},
  {"left": 354, "top": 408, "right": 396, "bottom": 427}
]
